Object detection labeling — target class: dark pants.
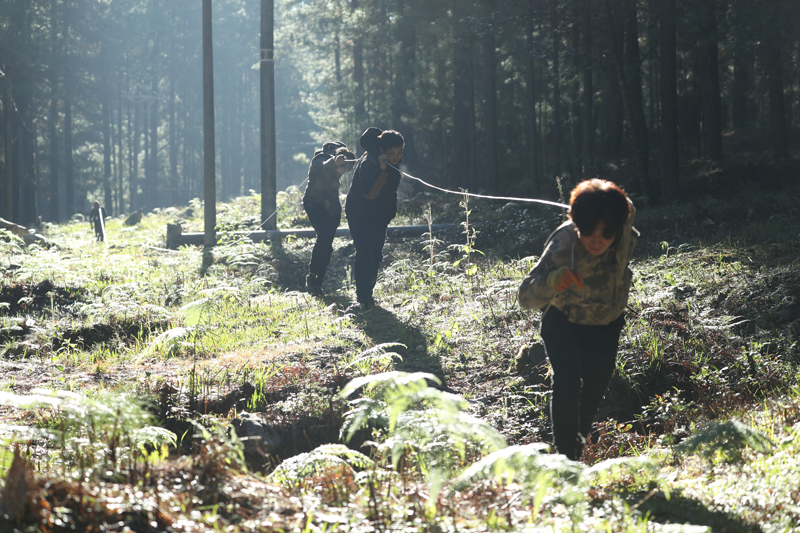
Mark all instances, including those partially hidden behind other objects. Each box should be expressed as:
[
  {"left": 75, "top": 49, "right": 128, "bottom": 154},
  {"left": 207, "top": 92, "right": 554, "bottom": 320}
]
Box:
[
  {"left": 348, "top": 217, "right": 387, "bottom": 302},
  {"left": 303, "top": 198, "right": 341, "bottom": 284},
  {"left": 92, "top": 221, "right": 104, "bottom": 241},
  {"left": 541, "top": 306, "right": 625, "bottom": 460}
]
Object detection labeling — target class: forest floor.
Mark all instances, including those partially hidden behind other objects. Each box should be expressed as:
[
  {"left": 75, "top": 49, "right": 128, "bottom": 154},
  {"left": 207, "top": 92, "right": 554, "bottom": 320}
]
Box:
[{"left": 2, "top": 164, "right": 800, "bottom": 531}]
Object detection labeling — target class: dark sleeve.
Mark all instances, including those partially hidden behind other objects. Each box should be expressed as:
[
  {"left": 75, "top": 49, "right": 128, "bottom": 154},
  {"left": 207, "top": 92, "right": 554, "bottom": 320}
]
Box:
[
  {"left": 352, "top": 158, "right": 384, "bottom": 197},
  {"left": 308, "top": 153, "right": 336, "bottom": 181}
]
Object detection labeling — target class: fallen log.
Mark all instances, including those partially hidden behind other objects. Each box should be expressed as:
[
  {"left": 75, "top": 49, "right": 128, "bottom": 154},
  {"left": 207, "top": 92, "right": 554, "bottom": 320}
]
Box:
[
  {"left": 166, "top": 223, "right": 456, "bottom": 249},
  {"left": 0, "top": 217, "right": 28, "bottom": 237}
]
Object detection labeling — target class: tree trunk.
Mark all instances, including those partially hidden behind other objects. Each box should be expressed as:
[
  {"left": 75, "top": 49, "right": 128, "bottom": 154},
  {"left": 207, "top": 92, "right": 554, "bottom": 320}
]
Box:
[
  {"left": 260, "top": 0, "right": 276, "bottom": 230},
  {"left": 222, "top": 95, "right": 232, "bottom": 200},
  {"left": 334, "top": 31, "right": 342, "bottom": 83},
  {"left": 606, "top": 0, "right": 652, "bottom": 199},
  {"left": 169, "top": 75, "right": 178, "bottom": 206},
  {"left": 147, "top": 76, "right": 159, "bottom": 209},
  {"left": 102, "top": 82, "right": 113, "bottom": 210},
  {"left": 482, "top": 0, "right": 498, "bottom": 192},
  {"left": 580, "top": 0, "right": 594, "bottom": 176},
  {"left": 452, "top": 9, "right": 476, "bottom": 190},
  {"left": 48, "top": 0, "right": 60, "bottom": 222},
  {"left": 63, "top": 0, "right": 74, "bottom": 218},
  {"left": 764, "top": 35, "right": 789, "bottom": 158},
  {"left": 17, "top": 89, "right": 37, "bottom": 225},
  {"left": 660, "top": 0, "right": 679, "bottom": 201},
  {"left": 117, "top": 88, "right": 125, "bottom": 213},
  {"left": 697, "top": 0, "right": 724, "bottom": 162},
  {"left": 551, "top": 0, "right": 562, "bottom": 178},
  {"left": 64, "top": 83, "right": 74, "bottom": 217},
  {"left": 131, "top": 102, "right": 140, "bottom": 211},
  {"left": 526, "top": 0, "right": 541, "bottom": 195},
  {"left": 204, "top": 0, "right": 217, "bottom": 244},
  {"left": 4, "top": 68, "right": 13, "bottom": 220},
  {"left": 568, "top": 8, "right": 581, "bottom": 181},
  {"left": 731, "top": 48, "right": 749, "bottom": 129},
  {"left": 352, "top": 0, "right": 367, "bottom": 131},
  {"left": 392, "top": 0, "right": 418, "bottom": 169}
]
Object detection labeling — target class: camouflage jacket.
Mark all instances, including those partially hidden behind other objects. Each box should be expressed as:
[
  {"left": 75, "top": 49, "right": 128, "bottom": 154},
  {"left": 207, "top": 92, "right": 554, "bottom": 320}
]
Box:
[
  {"left": 518, "top": 201, "right": 638, "bottom": 325},
  {"left": 303, "top": 151, "right": 343, "bottom": 215}
]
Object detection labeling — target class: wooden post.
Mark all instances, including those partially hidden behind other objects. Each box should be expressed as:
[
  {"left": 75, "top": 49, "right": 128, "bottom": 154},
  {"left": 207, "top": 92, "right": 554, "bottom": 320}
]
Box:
[
  {"left": 202, "top": 0, "right": 216, "bottom": 248},
  {"left": 260, "top": 0, "right": 277, "bottom": 230},
  {"left": 4, "top": 67, "right": 12, "bottom": 220}
]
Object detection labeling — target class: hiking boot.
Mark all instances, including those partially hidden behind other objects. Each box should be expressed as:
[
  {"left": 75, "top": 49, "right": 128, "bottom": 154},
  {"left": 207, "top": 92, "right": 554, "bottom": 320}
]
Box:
[
  {"left": 306, "top": 274, "right": 324, "bottom": 296},
  {"left": 346, "top": 297, "right": 376, "bottom": 313},
  {"left": 307, "top": 283, "right": 324, "bottom": 296},
  {"left": 360, "top": 297, "right": 376, "bottom": 309}
]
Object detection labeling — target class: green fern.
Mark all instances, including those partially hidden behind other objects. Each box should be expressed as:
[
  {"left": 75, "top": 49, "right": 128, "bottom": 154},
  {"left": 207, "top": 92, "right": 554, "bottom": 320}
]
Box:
[
  {"left": 675, "top": 420, "right": 774, "bottom": 462},
  {"left": 453, "top": 444, "right": 665, "bottom": 512},
  {"left": 267, "top": 444, "right": 374, "bottom": 488},
  {"left": 340, "top": 371, "right": 442, "bottom": 433},
  {"left": 452, "top": 443, "right": 579, "bottom": 491},
  {"left": 343, "top": 343, "right": 405, "bottom": 373},
  {"left": 339, "top": 396, "right": 389, "bottom": 443},
  {"left": 340, "top": 372, "right": 505, "bottom": 457}
]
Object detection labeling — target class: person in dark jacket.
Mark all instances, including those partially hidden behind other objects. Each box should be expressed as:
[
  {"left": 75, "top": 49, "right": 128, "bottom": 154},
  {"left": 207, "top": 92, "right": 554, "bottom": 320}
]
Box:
[
  {"left": 518, "top": 179, "right": 637, "bottom": 461},
  {"left": 89, "top": 201, "right": 108, "bottom": 242},
  {"left": 303, "top": 141, "right": 355, "bottom": 295},
  {"left": 344, "top": 128, "right": 405, "bottom": 310}
]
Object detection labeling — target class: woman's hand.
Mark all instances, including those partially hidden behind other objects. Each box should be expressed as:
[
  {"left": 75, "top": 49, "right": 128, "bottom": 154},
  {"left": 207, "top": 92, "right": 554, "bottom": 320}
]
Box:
[
  {"left": 547, "top": 266, "right": 584, "bottom": 292},
  {"left": 378, "top": 154, "right": 388, "bottom": 171},
  {"left": 335, "top": 154, "right": 348, "bottom": 174}
]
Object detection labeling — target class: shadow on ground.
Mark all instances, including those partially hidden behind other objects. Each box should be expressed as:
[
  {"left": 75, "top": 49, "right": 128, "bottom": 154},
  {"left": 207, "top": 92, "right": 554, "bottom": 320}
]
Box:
[
  {"left": 349, "top": 305, "right": 441, "bottom": 380},
  {"left": 631, "top": 491, "right": 764, "bottom": 533}
]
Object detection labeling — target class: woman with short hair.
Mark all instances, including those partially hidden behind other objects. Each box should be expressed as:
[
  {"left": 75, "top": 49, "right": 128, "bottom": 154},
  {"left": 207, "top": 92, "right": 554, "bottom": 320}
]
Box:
[{"left": 518, "top": 178, "right": 638, "bottom": 460}]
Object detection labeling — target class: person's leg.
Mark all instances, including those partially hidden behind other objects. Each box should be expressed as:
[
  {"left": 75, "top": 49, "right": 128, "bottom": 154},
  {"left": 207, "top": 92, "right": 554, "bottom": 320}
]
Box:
[
  {"left": 348, "top": 217, "right": 371, "bottom": 302},
  {"left": 358, "top": 223, "right": 387, "bottom": 304},
  {"left": 305, "top": 200, "right": 340, "bottom": 289},
  {"left": 577, "top": 314, "right": 625, "bottom": 440},
  {"left": 541, "top": 307, "right": 584, "bottom": 460}
]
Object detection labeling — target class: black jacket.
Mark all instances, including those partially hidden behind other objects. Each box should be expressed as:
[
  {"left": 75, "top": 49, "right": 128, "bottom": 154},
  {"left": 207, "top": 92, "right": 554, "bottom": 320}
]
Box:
[{"left": 345, "top": 152, "right": 401, "bottom": 226}]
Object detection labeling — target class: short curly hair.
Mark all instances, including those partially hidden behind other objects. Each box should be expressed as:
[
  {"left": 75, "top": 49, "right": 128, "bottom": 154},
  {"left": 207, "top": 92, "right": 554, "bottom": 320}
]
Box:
[
  {"left": 569, "top": 179, "right": 630, "bottom": 238},
  {"left": 378, "top": 130, "right": 404, "bottom": 150}
]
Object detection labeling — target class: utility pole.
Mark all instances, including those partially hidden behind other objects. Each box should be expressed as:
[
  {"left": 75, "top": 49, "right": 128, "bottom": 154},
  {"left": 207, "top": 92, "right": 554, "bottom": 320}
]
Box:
[
  {"left": 202, "top": 0, "right": 216, "bottom": 247},
  {"left": 260, "top": 0, "right": 277, "bottom": 230}
]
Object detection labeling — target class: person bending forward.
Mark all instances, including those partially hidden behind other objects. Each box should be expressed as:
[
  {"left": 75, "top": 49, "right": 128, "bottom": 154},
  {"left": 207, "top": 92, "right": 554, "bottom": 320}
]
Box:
[
  {"left": 303, "top": 141, "right": 355, "bottom": 295},
  {"left": 518, "top": 179, "right": 638, "bottom": 461},
  {"left": 345, "top": 128, "right": 404, "bottom": 309}
]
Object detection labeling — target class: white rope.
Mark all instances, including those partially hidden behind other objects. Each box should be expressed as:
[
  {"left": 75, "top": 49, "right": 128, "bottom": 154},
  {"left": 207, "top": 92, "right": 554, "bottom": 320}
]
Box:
[
  {"left": 344, "top": 158, "right": 569, "bottom": 209},
  {"left": 390, "top": 163, "right": 569, "bottom": 209}
]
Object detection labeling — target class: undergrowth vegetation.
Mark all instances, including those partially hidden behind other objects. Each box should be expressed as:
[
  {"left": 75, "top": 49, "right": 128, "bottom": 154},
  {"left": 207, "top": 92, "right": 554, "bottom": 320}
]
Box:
[{"left": 1, "top": 180, "right": 799, "bottom": 531}]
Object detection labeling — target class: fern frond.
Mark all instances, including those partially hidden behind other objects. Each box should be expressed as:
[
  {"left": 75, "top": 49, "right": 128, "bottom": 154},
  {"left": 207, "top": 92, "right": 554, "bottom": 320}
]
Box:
[
  {"left": 268, "top": 444, "right": 374, "bottom": 488},
  {"left": 343, "top": 343, "right": 405, "bottom": 371},
  {"left": 675, "top": 420, "right": 774, "bottom": 461},
  {"left": 340, "top": 397, "right": 389, "bottom": 443},
  {"left": 339, "top": 371, "right": 441, "bottom": 399},
  {"left": 133, "top": 426, "right": 178, "bottom": 449},
  {"left": 452, "top": 443, "right": 580, "bottom": 491}
]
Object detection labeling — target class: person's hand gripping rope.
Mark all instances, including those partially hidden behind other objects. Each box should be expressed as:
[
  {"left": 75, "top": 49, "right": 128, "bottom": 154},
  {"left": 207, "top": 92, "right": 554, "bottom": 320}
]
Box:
[{"left": 547, "top": 266, "right": 584, "bottom": 292}]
